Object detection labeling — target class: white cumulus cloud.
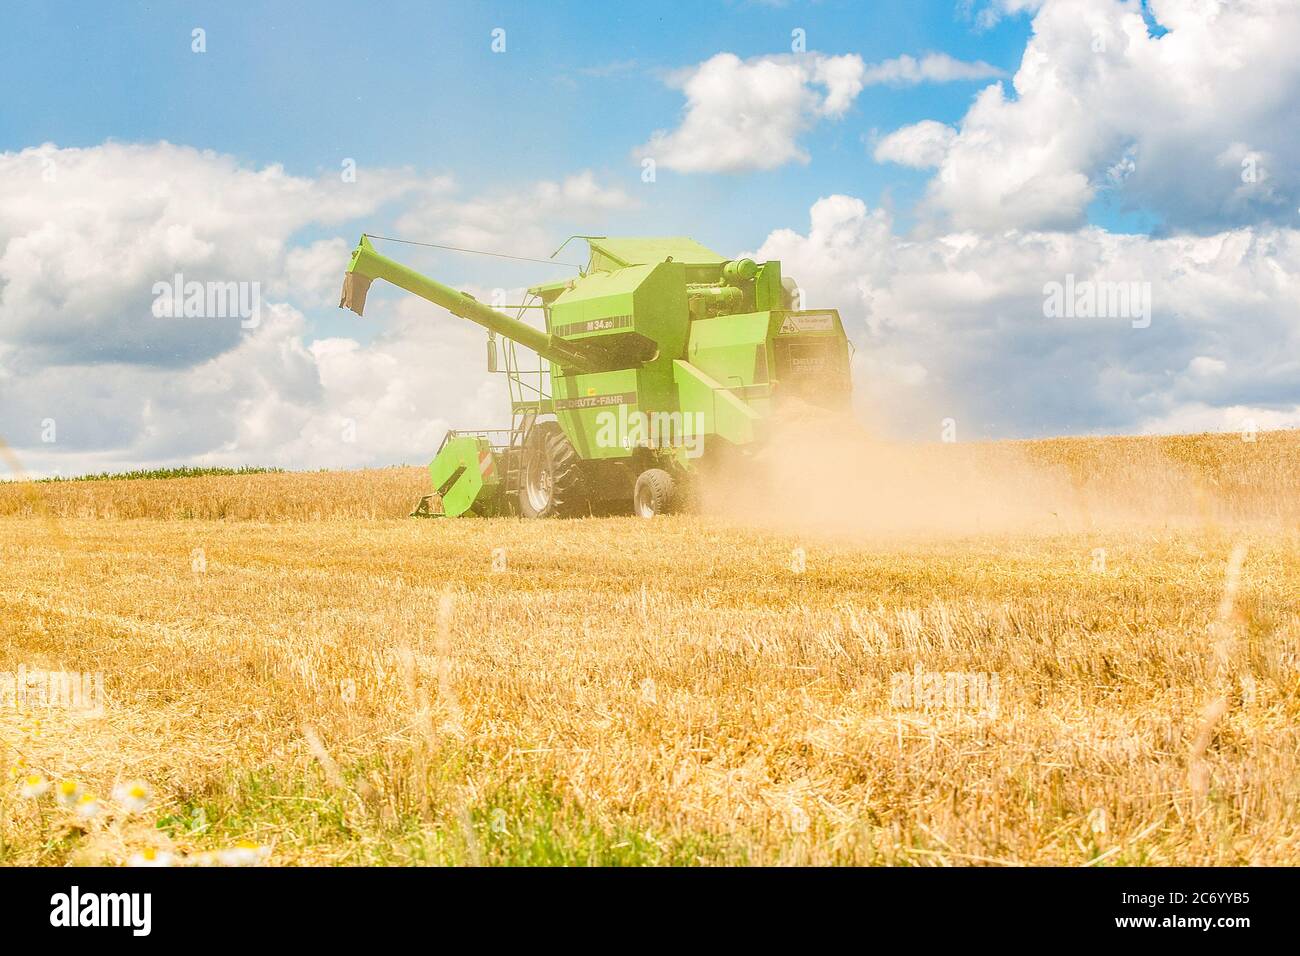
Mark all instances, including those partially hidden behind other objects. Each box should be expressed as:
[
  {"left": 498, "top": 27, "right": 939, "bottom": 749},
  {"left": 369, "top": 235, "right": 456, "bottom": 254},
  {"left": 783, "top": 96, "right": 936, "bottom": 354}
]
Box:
[
  {"left": 753, "top": 194, "right": 1300, "bottom": 439},
  {"left": 0, "top": 142, "right": 422, "bottom": 368},
  {"left": 873, "top": 120, "right": 958, "bottom": 168},
  {"left": 0, "top": 143, "right": 614, "bottom": 475},
  {"left": 879, "top": 0, "right": 1300, "bottom": 232},
  {"left": 862, "top": 53, "right": 1005, "bottom": 85},
  {"left": 641, "top": 50, "right": 1004, "bottom": 173},
  {"left": 394, "top": 169, "right": 637, "bottom": 256}
]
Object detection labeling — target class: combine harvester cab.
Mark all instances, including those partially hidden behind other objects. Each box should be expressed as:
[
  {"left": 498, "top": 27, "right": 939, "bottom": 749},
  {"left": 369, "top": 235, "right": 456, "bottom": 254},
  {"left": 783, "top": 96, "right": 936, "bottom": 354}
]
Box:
[{"left": 339, "top": 234, "right": 852, "bottom": 518}]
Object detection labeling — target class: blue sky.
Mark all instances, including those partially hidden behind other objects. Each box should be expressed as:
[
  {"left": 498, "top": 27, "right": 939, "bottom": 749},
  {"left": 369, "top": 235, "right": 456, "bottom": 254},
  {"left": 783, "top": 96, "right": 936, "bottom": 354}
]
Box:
[
  {"left": 2, "top": 0, "right": 1033, "bottom": 247},
  {"left": 1, "top": 0, "right": 1298, "bottom": 473}
]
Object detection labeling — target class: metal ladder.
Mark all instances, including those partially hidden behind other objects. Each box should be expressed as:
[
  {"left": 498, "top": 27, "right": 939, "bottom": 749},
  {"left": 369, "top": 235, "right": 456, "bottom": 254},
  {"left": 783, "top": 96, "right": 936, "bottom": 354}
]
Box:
[{"left": 501, "top": 406, "right": 539, "bottom": 511}]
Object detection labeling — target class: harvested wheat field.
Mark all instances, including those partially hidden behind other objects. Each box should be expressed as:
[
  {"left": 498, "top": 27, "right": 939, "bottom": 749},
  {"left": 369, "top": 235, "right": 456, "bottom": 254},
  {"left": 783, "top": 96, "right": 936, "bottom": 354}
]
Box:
[{"left": 1, "top": 430, "right": 1299, "bottom": 866}]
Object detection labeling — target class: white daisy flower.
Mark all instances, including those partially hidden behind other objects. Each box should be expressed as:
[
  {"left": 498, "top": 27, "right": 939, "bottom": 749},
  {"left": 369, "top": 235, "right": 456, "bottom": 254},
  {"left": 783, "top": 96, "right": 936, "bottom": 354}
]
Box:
[
  {"left": 19, "top": 774, "right": 49, "bottom": 799},
  {"left": 216, "top": 841, "right": 270, "bottom": 866},
  {"left": 112, "top": 780, "right": 152, "bottom": 814},
  {"left": 55, "top": 779, "right": 83, "bottom": 808},
  {"left": 75, "top": 793, "right": 101, "bottom": 819},
  {"left": 128, "top": 848, "right": 175, "bottom": 867}
]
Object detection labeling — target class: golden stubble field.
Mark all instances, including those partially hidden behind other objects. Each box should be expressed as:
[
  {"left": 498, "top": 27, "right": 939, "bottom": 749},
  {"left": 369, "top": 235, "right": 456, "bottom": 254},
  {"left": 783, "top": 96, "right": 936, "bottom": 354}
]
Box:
[{"left": 1, "top": 430, "right": 1298, "bottom": 866}]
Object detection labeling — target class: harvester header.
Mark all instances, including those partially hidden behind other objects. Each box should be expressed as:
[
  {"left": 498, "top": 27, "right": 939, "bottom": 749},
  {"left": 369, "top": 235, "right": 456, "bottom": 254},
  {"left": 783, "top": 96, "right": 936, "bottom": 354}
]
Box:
[{"left": 338, "top": 233, "right": 852, "bottom": 518}]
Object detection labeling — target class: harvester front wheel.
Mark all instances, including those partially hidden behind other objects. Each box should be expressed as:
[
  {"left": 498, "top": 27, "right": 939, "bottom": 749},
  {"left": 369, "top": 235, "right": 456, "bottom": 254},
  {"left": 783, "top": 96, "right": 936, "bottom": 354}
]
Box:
[
  {"left": 519, "top": 422, "right": 589, "bottom": 519},
  {"left": 633, "top": 468, "right": 677, "bottom": 518}
]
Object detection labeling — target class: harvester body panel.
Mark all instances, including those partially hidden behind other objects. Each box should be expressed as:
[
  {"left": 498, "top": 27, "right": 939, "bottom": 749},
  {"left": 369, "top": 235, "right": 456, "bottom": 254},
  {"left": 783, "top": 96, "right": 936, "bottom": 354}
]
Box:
[
  {"left": 549, "top": 259, "right": 689, "bottom": 462},
  {"left": 553, "top": 368, "right": 641, "bottom": 461}
]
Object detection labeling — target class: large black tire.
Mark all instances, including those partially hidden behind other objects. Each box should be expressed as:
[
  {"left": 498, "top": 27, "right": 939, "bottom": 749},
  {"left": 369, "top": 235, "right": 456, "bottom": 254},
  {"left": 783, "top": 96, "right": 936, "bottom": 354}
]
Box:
[
  {"left": 519, "top": 421, "right": 590, "bottom": 518},
  {"left": 633, "top": 468, "right": 677, "bottom": 518}
]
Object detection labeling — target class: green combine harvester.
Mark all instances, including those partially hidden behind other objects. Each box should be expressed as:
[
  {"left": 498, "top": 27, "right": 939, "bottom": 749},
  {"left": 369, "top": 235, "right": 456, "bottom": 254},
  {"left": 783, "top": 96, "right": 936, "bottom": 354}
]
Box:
[{"left": 339, "top": 235, "right": 851, "bottom": 517}]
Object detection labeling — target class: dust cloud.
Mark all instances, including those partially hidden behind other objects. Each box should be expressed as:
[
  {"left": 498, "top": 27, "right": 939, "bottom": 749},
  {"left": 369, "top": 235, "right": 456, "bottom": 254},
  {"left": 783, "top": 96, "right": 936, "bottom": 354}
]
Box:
[{"left": 696, "top": 402, "right": 1259, "bottom": 539}]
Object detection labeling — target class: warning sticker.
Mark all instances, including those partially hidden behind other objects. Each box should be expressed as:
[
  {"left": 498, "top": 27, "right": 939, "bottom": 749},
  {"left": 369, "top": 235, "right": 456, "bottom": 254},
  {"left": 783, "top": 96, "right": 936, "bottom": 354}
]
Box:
[{"left": 779, "top": 311, "right": 836, "bottom": 334}]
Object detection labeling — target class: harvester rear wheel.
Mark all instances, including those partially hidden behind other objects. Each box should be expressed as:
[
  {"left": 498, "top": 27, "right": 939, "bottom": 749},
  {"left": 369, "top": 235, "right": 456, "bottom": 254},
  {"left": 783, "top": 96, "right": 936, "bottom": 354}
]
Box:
[
  {"left": 519, "top": 421, "right": 589, "bottom": 519},
  {"left": 633, "top": 468, "right": 677, "bottom": 518}
]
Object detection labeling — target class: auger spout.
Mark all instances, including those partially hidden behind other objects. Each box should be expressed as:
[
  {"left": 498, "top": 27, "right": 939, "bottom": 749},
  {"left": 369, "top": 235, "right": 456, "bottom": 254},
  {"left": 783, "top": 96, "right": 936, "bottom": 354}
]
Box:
[{"left": 339, "top": 236, "right": 598, "bottom": 372}]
